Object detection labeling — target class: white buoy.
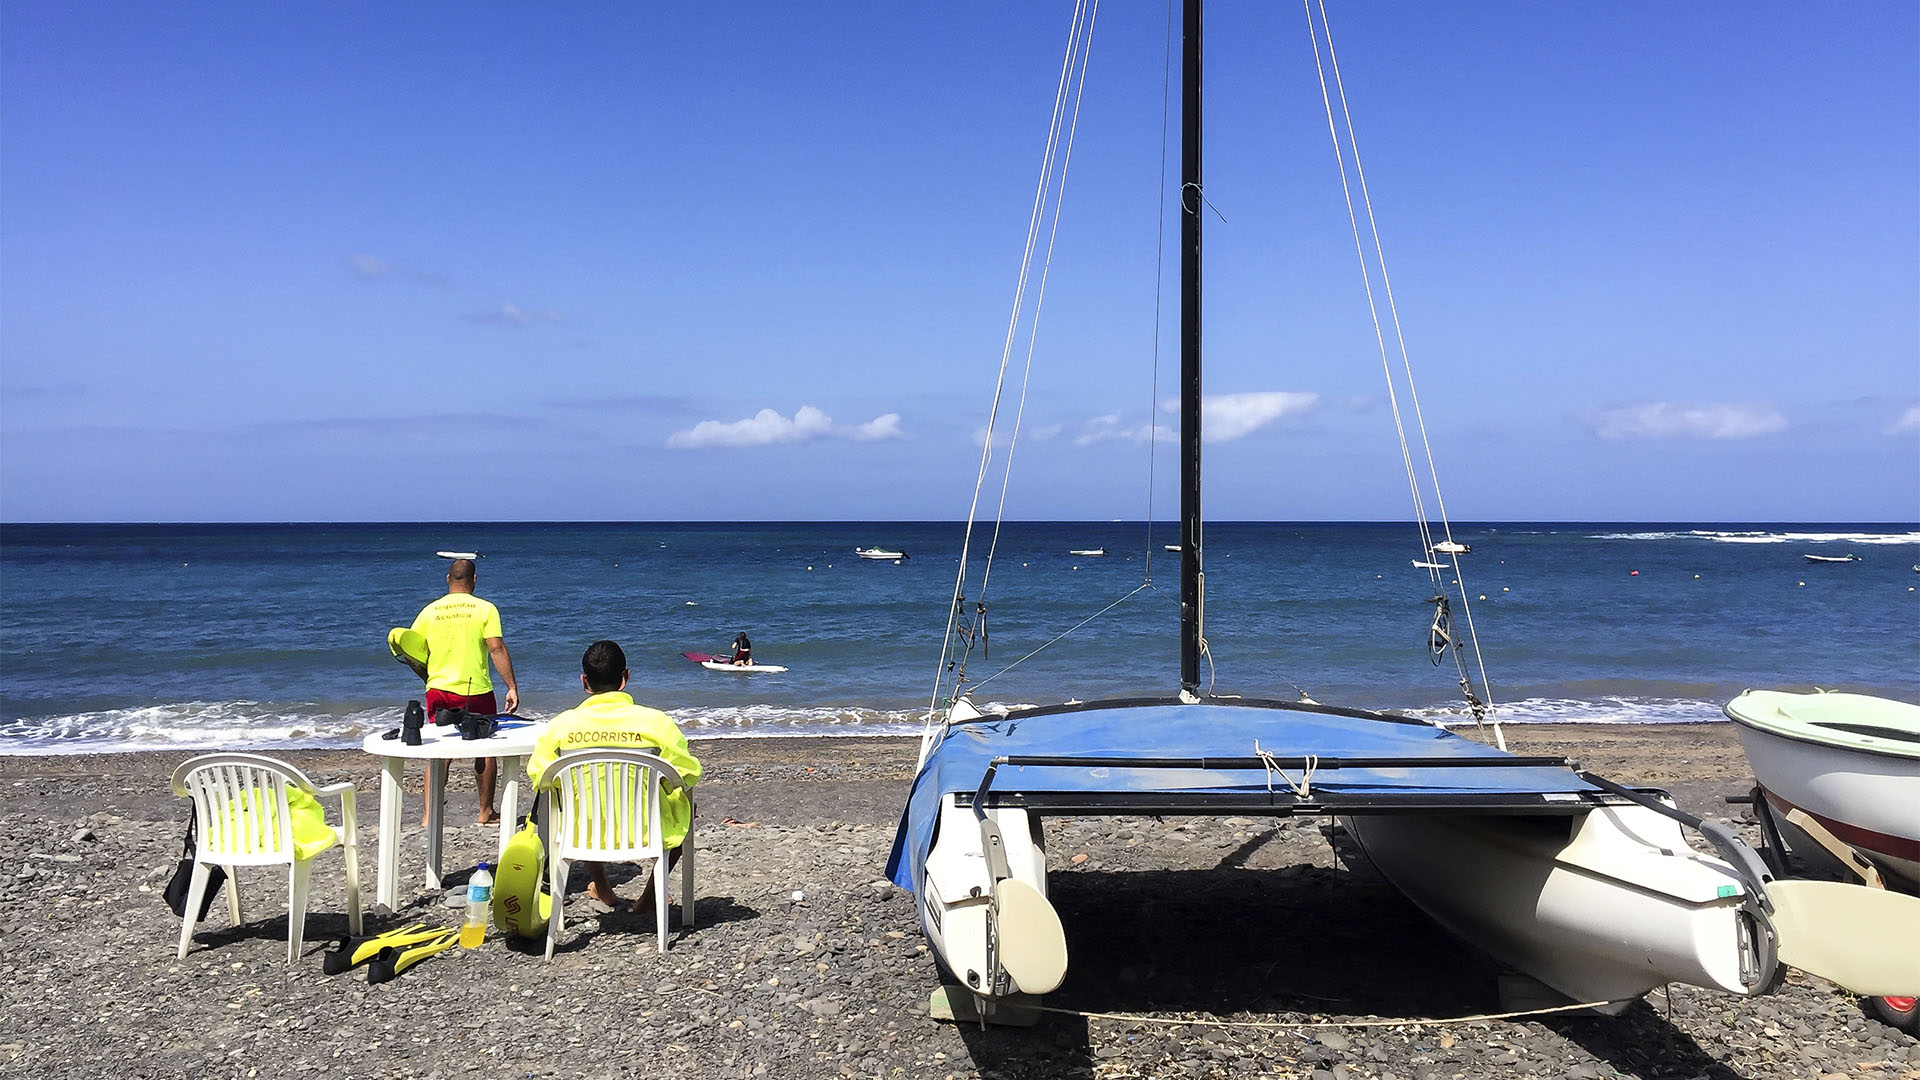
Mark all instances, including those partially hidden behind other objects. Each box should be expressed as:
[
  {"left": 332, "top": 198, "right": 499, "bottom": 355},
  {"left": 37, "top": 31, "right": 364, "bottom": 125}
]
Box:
[
  {"left": 1502, "top": 586, "right": 1510, "bottom": 592},
  {"left": 1478, "top": 594, "right": 1487, "bottom": 601}
]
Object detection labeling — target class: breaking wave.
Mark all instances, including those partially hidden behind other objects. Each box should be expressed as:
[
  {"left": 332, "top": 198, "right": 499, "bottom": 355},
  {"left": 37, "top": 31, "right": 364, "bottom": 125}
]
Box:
[{"left": 1587, "top": 529, "right": 1920, "bottom": 546}]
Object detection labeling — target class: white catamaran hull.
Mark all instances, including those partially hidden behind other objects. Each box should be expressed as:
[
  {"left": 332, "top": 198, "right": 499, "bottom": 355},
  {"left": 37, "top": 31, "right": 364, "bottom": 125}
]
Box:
[
  {"left": 918, "top": 796, "right": 1057, "bottom": 997},
  {"left": 1348, "top": 805, "right": 1770, "bottom": 1009}
]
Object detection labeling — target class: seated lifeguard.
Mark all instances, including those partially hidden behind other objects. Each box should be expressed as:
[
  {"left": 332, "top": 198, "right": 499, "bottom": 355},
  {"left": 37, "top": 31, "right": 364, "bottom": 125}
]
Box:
[{"left": 527, "top": 640, "right": 702, "bottom": 911}]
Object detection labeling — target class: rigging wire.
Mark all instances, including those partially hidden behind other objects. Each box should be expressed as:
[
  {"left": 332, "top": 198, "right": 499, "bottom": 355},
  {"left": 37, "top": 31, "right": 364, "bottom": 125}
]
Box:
[
  {"left": 1143, "top": 0, "right": 1177, "bottom": 580},
  {"left": 966, "top": 582, "right": 1155, "bottom": 693},
  {"left": 980, "top": 0, "right": 1101, "bottom": 605},
  {"left": 1301, "top": 0, "right": 1502, "bottom": 747},
  {"left": 921, "top": 1, "right": 1102, "bottom": 762}
]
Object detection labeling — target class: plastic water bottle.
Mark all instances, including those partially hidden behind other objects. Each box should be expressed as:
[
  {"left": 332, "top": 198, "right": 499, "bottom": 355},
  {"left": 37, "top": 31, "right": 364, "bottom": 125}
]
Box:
[{"left": 460, "top": 863, "right": 494, "bottom": 948}]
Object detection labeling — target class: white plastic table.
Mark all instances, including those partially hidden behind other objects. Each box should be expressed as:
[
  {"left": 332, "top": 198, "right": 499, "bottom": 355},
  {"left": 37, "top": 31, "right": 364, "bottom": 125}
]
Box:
[{"left": 361, "top": 717, "right": 546, "bottom": 910}]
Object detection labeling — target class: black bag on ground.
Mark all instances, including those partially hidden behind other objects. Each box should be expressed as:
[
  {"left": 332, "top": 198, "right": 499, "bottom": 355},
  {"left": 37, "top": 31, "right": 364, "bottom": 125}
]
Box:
[{"left": 162, "top": 815, "right": 227, "bottom": 921}]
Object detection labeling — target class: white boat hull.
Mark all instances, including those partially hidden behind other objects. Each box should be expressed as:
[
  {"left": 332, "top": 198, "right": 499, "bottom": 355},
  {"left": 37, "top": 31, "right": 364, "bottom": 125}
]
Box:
[
  {"left": 698, "top": 660, "right": 789, "bottom": 673},
  {"left": 1732, "top": 722, "right": 1920, "bottom": 888},
  {"left": 1348, "top": 804, "right": 1772, "bottom": 1008},
  {"left": 918, "top": 795, "right": 1056, "bottom": 997}
]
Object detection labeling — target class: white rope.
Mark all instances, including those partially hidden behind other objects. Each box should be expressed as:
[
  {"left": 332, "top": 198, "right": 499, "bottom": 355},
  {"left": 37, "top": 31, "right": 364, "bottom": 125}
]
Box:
[
  {"left": 1034, "top": 997, "right": 1620, "bottom": 1029},
  {"left": 922, "top": 2, "right": 1102, "bottom": 763},
  {"left": 1253, "top": 741, "right": 1318, "bottom": 800},
  {"left": 1301, "top": 0, "right": 1502, "bottom": 748}
]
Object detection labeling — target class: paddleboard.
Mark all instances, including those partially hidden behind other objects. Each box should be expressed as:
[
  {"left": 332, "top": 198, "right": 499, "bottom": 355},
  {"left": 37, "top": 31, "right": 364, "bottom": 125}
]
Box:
[
  {"left": 436, "top": 550, "right": 480, "bottom": 559},
  {"left": 492, "top": 819, "right": 552, "bottom": 937},
  {"left": 388, "top": 627, "right": 430, "bottom": 681},
  {"left": 700, "top": 660, "right": 788, "bottom": 673}
]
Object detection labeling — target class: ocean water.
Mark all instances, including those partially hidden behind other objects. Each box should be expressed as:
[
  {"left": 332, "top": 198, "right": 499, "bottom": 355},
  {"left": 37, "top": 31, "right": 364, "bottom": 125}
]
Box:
[{"left": 1, "top": 521, "right": 1914, "bottom": 754}]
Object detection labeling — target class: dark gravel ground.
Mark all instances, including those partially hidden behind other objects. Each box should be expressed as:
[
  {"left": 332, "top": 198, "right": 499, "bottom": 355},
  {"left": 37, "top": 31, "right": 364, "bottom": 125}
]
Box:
[{"left": 1, "top": 727, "right": 1914, "bottom": 1079}]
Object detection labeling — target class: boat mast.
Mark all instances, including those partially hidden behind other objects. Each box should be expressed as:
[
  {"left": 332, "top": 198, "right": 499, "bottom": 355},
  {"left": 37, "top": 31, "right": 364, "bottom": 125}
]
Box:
[{"left": 1179, "top": 0, "right": 1204, "bottom": 698}]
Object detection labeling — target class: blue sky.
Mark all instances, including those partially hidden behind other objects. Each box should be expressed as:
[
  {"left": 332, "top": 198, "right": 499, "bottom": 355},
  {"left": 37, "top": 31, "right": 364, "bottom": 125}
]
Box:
[{"left": 2, "top": 2, "right": 1914, "bottom": 523}]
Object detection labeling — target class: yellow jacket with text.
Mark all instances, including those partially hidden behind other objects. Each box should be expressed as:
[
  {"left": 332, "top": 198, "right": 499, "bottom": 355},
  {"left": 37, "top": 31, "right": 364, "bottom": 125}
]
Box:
[{"left": 527, "top": 692, "right": 701, "bottom": 848}]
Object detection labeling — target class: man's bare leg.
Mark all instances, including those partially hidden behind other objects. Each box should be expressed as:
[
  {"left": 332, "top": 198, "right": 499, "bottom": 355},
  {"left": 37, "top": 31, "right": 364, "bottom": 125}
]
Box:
[
  {"left": 586, "top": 863, "right": 621, "bottom": 907},
  {"left": 632, "top": 848, "right": 684, "bottom": 914},
  {"left": 476, "top": 757, "right": 500, "bottom": 825}
]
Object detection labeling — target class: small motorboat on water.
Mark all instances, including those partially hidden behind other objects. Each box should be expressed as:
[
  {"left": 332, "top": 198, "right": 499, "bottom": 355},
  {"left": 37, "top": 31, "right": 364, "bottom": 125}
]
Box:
[
  {"left": 1068, "top": 548, "right": 1106, "bottom": 557},
  {"left": 1803, "top": 553, "right": 1859, "bottom": 564},
  {"left": 857, "top": 548, "right": 908, "bottom": 561},
  {"left": 1727, "top": 689, "right": 1920, "bottom": 1033},
  {"left": 1431, "top": 540, "right": 1471, "bottom": 555}
]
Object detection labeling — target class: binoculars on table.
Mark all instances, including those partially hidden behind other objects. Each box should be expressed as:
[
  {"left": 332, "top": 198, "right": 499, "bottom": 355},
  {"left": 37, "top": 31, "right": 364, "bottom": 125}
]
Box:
[
  {"left": 400, "top": 699, "right": 425, "bottom": 746},
  {"left": 432, "top": 705, "right": 499, "bottom": 741}
]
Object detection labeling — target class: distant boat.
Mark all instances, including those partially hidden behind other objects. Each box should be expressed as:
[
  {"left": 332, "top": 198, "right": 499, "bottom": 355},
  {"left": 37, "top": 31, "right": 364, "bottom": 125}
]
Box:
[
  {"left": 1068, "top": 548, "right": 1106, "bottom": 557},
  {"left": 1432, "top": 540, "right": 1471, "bottom": 555},
  {"left": 1803, "top": 554, "right": 1859, "bottom": 564},
  {"left": 856, "top": 547, "right": 908, "bottom": 561},
  {"left": 1164, "top": 544, "right": 1182, "bottom": 552}
]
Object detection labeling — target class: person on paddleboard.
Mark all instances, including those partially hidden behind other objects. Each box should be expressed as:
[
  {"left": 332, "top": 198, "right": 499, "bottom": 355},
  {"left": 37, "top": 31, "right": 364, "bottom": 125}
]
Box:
[
  {"left": 730, "top": 631, "right": 752, "bottom": 667},
  {"left": 528, "top": 640, "right": 701, "bottom": 911},
  {"left": 410, "top": 557, "right": 519, "bottom": 825}
]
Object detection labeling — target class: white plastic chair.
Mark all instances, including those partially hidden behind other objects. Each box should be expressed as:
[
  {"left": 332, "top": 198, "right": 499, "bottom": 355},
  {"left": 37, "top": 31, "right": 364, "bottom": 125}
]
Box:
[
  {"left": 169, "top": 752, "right": 363, "bottom": 962},
  {"left": 539, "top": 748, "right": 695, "bottom": 959}
]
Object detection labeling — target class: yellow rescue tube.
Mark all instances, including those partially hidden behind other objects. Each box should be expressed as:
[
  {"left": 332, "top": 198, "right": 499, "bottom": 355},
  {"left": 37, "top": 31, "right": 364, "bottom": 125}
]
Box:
[{"left": 492, "top": 819, "right": 552, "bottom": 937}]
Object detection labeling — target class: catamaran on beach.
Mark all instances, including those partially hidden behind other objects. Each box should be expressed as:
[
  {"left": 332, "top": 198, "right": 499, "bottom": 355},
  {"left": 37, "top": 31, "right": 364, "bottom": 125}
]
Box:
[{"left": 884, "top": 0, "right": 1920, "bottom": 1023}]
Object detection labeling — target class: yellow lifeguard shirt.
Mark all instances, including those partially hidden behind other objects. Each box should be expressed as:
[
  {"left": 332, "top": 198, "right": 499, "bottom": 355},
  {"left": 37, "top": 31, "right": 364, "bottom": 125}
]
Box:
[
  {"left": 527, "top": 692, "right": 702, "bottom": 848},
  {"left": 410, "top": 593, "right": 502, "bottom": 695}
]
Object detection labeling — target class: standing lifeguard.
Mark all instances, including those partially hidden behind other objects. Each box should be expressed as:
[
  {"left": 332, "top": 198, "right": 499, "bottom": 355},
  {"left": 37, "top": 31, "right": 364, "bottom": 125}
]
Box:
[{"left": 411, "top": 557, "right": 519, "bottom": 824}]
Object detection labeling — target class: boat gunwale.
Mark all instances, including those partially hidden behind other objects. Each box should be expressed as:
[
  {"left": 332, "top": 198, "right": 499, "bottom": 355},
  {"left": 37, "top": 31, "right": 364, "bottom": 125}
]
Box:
[
  {"left": 959, "top": 787, "right": 1634, "bottom": 817},
  {"left": 1726, "top": 711, "right": 1920, "bottom": 763},
  {"left": 966, "top": 695, "right": 1440, "bottom": 730}
]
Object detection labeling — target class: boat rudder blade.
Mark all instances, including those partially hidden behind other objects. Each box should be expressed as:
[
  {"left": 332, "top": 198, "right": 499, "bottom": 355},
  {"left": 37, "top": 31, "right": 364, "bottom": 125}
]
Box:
[
  {"left": 994, "top": 877, "right": 1066, "bottom": 994},
  {"left": 1766, "top": 879, "right": 1920, "bottom": 996}
]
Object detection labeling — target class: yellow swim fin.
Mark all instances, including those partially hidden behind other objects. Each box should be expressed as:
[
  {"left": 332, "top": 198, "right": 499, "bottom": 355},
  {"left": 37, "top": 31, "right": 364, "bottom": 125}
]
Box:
[
  {"left": 323, "top": 923, "right": 443, "bottom": 975},
  {"left": 367, "top": 930, "right": 461, "bottom": 985}
]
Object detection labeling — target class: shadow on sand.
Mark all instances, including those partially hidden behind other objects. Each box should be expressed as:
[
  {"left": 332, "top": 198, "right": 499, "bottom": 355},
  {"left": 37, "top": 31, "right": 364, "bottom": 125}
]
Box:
[{"left": 951, "top": 853, "right": 1743, "bottom": 1080}]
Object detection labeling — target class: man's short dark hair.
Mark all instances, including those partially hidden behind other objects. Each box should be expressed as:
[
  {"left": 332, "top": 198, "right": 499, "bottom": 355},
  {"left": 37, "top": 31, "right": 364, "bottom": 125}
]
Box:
[
  {"left": 582, "top": 640, "right": 627, "bottom": 692},
  {"left": 448, "top": 559, "right": 476, "bottom": 583}
]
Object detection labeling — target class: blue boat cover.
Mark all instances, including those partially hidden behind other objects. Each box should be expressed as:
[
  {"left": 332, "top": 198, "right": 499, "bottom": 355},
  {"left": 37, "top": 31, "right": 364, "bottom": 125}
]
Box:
[{"left": 886, "top": 699, "right": 1604, "bottom": 891}]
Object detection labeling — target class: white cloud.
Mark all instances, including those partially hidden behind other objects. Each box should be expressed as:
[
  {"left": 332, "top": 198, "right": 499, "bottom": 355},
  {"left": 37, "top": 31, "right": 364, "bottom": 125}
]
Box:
[
  {"left": 464, "top": 302, "right": 561, "bottom": 327},
  {"left": 851, "top": 413, "right": 904, "bottom": 442},
  {"left": 971, "top": 423, "right": 1061, "bottom": 447},
  {"left": 349, "top": 254, "right": 448, "bottom": 286},
  {"left": 668, "top": 405, "right": 902, "bottom": 449},
  {"left": 1591, "top": 402, "right": 1787, "bottom": 440},
  {"left": 1888, "top": 406, "right": 1920, "bottom": 435},
  {"left": 1075, "top": 412, "right": 1168, "bottom": 446},
  {"left": 1184, "top": 391, "right": 1320, "bottom": 441}
]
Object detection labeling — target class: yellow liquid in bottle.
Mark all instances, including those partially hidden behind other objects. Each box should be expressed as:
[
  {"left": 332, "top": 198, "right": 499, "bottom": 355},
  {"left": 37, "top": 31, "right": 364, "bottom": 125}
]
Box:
[{"left": 460, "top": 920, "right": 486, "bottom": 949}]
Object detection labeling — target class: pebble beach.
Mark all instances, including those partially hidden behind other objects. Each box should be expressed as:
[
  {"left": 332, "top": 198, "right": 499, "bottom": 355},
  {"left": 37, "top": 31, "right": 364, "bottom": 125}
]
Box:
[{"left": 3, "top": 723, "right": 1915, "bottom": 1079}]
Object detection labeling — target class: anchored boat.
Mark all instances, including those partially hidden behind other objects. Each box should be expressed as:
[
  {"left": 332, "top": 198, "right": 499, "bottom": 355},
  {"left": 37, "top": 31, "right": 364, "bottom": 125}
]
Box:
[{"left": 886, "top": 0, "right": 1918, "bottom": 1022}]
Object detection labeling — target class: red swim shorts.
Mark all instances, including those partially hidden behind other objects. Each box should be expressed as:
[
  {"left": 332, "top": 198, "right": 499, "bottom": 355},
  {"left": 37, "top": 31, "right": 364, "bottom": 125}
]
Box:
[{"left": 426, "top": 687, "right": 499, "bottom": 721}]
